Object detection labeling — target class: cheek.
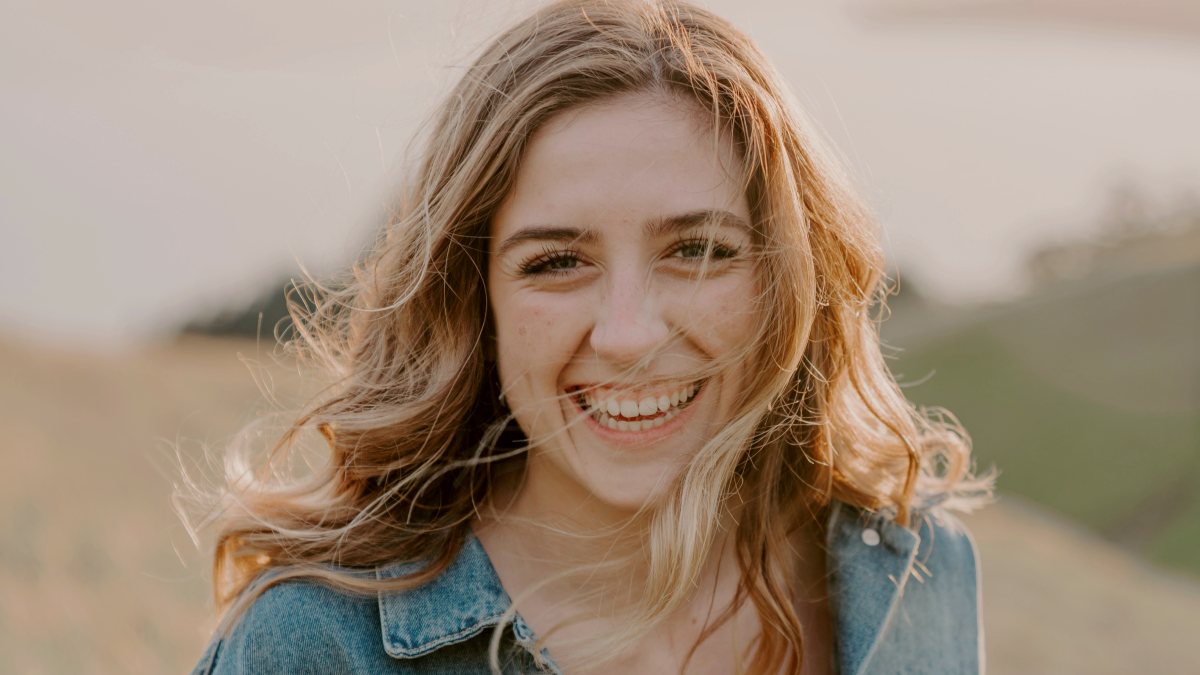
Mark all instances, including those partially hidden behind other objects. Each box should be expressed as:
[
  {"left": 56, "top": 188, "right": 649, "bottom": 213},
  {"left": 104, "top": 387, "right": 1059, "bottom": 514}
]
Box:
[
  {"left": 493, "top": 290, "right": 585, "bottom": 384},
  {"left": 677, "top": 275, "right": 760, "bottom": 351},
  {"left": 507, "top": 302, "right": 560, "bottom": 350}
]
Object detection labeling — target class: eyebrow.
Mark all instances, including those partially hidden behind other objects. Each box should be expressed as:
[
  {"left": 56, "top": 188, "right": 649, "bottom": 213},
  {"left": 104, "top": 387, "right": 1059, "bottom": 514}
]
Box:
[
  {"left": 495, "top": 209, "right": 752, "bottom": 257},
  {"left": 647, "top": 209, "right": 752, "bottom": 239}
]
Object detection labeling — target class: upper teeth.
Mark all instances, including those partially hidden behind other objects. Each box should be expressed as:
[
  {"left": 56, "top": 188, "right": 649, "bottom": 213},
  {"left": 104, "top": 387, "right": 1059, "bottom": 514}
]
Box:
[{"left": 580, "top": 382, "right": 700, "bottom": 419}]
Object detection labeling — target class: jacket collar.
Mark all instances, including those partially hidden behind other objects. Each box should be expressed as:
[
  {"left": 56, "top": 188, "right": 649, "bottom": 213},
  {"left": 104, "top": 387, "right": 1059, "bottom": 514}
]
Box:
[
  {"left": 376, "top": 502, "right": 919, "bottom": 673},
  {"left": 826, "top": 501, "right": 920, "bottom": 675},
  {"left": 376, "top": 534, "right": 514, "bottom": 658}
]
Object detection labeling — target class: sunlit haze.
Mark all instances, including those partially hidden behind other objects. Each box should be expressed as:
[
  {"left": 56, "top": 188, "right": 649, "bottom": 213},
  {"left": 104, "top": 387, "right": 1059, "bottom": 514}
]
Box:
[{"left": 2, "top": 0, "right": 1197, "bottom": 346}]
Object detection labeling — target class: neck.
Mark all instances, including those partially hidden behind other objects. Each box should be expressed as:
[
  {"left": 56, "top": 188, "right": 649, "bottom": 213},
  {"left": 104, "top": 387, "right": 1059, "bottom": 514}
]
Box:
[
  {"left": 474, "top": 499, "right": 746, "bottom": 671},
  {"left": 474, "top": 472, "right": 832, "bottom": 674},
  {"left": 475, "top": 463, "right": 657, "bottom": 590}
]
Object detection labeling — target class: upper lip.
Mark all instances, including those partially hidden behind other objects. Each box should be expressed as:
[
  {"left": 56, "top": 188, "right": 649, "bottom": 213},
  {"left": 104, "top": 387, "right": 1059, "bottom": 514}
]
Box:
[{"left": 563, "top": 378, "right": 705, "bottom": 398}]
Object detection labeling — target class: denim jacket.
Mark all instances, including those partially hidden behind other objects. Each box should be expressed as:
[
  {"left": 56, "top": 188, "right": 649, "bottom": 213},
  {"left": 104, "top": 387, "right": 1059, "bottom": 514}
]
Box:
[{"left": 191, "top": 502, "right": 982, "bottom": 674}]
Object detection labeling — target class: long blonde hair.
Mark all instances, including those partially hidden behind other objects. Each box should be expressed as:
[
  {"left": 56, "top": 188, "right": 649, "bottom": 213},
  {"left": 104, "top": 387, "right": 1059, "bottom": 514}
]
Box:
[{"left": 184, "top": 1, "right": 991, "bottom": 672}]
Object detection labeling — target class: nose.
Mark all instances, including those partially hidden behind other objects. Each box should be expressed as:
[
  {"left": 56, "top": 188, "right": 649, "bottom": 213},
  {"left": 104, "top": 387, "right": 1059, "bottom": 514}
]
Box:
[{"left": 589, "top": 268, "right": 671, "bottom": 368}]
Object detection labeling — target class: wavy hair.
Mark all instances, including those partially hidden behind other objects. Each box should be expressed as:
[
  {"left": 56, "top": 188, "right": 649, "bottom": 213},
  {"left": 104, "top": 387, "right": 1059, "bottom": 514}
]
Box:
[{"left": 182, "top": 1, "right": 992, "bottom": 672}]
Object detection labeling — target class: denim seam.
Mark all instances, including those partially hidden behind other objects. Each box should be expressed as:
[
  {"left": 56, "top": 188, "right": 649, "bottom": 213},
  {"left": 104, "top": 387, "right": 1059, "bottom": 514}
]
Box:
[
  {"left": 380, "top": 608, "right": 507, "bottom": 658},
  {"left": 968, "top": 524, "right": 985, "bottom": 675}
]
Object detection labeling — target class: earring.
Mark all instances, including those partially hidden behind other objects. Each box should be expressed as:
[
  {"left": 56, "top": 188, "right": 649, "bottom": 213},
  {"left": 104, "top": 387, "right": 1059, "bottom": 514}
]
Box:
[{"left": 498, "top": 391, "right": 507, "bottom": 408}]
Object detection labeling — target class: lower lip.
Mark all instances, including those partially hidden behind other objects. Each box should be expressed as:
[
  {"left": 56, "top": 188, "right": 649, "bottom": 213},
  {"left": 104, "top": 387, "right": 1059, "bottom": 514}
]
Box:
[{"left": 569, "top": 384, "right": 706, "bottom": 447}]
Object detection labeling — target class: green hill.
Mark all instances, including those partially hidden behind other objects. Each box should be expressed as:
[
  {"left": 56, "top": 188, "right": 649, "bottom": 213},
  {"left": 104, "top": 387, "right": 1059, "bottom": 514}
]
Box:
[{"left": 884, "top": 262, "right": 1200, "bottom": 575}]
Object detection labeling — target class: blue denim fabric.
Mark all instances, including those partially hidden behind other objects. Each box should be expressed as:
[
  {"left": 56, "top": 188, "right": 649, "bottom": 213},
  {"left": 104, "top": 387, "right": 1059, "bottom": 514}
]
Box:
[{"left": 191, "top": 502, "right": 981, "bottom": 674}]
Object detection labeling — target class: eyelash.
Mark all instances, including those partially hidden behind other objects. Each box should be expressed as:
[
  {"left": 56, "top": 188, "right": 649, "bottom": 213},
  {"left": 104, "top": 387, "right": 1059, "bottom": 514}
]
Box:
[
  {"left": 517, "top": 245, "right": 581, "bottom": 276},
  {"left": 670, "top": 237, "right": 741, "bottom": 262},
  {"left": 516, "top": 236, "right": 742, "bottom": 277}
]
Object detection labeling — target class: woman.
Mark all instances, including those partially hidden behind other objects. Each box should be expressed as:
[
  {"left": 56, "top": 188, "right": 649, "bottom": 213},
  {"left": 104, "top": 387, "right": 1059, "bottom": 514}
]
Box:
[{"left": 187, "top": 1, "right": 991, "bottom": 673}]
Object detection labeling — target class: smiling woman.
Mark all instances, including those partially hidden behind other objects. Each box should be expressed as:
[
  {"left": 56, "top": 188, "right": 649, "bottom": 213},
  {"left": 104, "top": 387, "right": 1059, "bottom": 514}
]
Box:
[{"left": 184, "top": 2, "right": 992, "bottom": 674}]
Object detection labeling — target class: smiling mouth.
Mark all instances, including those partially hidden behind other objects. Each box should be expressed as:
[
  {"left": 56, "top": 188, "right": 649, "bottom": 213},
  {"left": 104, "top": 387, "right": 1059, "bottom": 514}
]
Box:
[{"left": 565, "top": 380, "right": 706, "bottom": 433}]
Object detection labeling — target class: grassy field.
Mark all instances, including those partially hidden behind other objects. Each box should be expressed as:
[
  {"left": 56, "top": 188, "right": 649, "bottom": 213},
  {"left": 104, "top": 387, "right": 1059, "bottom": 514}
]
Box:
[
  {"left": 884, "top": 261, "right": 1200, "bottom": 574},
  {"left": 1, "top": 305, "right": 1197, "bottom": 672},
  {"left": 0, "top": 336, "right": 308, "bottom": 673}
]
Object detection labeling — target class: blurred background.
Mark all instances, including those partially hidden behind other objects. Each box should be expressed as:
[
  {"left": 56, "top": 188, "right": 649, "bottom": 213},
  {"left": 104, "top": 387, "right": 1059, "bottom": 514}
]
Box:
[{"left": 2, "top": 0, "right": 1197, "bottom": 672}]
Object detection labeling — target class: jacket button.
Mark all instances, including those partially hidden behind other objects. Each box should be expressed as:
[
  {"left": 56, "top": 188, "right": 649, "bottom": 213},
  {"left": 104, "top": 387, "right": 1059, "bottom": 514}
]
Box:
[{"left": 861, "top": 528, "right": 881, "bottom": 546}]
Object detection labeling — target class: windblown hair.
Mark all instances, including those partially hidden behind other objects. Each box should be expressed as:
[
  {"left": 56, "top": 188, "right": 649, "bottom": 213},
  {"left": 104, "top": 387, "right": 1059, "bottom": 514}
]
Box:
[{"left": 184, "top": 1, "right": 991, "bottom": 672}]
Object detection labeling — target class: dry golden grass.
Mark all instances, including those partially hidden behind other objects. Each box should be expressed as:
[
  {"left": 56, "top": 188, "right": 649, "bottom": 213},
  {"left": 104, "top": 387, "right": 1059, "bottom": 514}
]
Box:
[
  {"left": 0, "top": 335, "right": 1195, "bottom": 673},
  {"left": 0, "top": 335, "right": 306, "bottom": 674},
  {"left": 963, "top": 503, "right": 1200, "bottom": 674}
]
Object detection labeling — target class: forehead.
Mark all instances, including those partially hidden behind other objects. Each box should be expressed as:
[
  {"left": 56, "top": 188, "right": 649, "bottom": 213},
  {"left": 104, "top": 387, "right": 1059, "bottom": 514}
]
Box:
[{"left": 491, "top": 90, "right": 749, "bottom": 238}]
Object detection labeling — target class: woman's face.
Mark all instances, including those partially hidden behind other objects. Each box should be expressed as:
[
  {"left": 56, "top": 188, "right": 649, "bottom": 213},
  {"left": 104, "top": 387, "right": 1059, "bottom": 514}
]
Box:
[{"left": 487, "top": 90, "right": 759, "bottom": 516}]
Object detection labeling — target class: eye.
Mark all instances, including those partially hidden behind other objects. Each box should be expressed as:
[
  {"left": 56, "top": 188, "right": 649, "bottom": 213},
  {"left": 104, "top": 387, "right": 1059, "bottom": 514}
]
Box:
[
  {"left": 518, "top": 248, "right": 582, "bottom": 276},
  {"left": 669, "top": 237, "right": 740, "bottom": 261}
]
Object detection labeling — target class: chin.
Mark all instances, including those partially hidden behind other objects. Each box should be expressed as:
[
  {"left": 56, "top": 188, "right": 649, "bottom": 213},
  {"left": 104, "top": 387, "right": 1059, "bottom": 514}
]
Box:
[{"left": 583, "top": 468, "right": 680, "bottom": 514}]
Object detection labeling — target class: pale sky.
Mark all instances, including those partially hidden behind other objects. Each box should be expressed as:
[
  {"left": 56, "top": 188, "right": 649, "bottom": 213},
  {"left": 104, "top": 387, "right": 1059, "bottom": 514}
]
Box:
[{"left": 2, "top": 0, "right": 1198, "bottom": 347}]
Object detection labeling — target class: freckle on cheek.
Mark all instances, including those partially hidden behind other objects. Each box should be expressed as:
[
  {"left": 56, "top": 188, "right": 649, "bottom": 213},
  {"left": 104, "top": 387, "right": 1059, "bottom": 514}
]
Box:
[{"left": 521, "top": 306, "right": 554, "bottom": 342}]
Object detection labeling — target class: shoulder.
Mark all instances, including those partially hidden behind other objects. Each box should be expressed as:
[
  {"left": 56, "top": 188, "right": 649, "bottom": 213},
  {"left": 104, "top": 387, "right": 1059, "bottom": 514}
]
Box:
[
  {"left": 191, "top": 576, "right": 396, "bottom": 675},
  {"left": 884, "top": 509, "right": 984, "bottom": 672},
  {"left": 830, "top": 501, "right": 980, "bottom": 594},
  {"left": 827, "top": 502, "right": 984, "bottom": 674},
  {"left": 902, "top": 506, "right": 979, "bottom": 612}
]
